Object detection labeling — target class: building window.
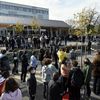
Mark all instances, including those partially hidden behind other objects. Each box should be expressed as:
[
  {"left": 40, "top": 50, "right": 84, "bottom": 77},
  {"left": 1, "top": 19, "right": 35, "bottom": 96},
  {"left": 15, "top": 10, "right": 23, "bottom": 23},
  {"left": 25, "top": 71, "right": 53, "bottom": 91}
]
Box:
[
  {"left": 32, "top": 9, "right": 36, "bottom": 14},
  {"left": 38, "top": 15, "right": 43, "bottom": 19}
]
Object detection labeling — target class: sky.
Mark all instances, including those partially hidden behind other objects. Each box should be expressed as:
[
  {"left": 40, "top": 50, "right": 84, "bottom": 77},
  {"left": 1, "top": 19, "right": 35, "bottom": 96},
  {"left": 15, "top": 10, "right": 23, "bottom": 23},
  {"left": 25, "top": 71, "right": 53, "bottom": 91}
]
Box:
[{"left": 1, "top": 0, "right": 100, "bottom": 21}]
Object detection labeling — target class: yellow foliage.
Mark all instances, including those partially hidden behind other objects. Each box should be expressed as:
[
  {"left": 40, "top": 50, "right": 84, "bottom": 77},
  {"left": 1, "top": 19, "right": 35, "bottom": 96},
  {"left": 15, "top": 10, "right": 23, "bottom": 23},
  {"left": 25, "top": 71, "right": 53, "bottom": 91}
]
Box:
[
  {"left": 73, "top": 8, "right": 97, "bottom": 35},
  {"left": 14, "top": 22, "right": 24, "bottom": 33},
  {"left": 31, "top": 20, "right": 40, "bottom": 30}
]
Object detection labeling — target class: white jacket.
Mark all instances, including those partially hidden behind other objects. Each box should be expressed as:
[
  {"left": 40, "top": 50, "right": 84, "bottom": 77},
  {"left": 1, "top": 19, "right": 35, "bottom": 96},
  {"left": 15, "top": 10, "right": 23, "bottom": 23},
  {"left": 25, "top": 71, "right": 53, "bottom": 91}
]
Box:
[{"left": 0, "top": 89, "right": 22, "bottom": 100}]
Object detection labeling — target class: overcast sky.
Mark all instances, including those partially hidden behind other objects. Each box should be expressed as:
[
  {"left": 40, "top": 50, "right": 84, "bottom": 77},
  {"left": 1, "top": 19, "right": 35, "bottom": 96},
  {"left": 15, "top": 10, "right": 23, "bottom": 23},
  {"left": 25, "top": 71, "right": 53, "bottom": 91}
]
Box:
[{"left": 1, "top": 0, "right": 100, "bottom": 21}]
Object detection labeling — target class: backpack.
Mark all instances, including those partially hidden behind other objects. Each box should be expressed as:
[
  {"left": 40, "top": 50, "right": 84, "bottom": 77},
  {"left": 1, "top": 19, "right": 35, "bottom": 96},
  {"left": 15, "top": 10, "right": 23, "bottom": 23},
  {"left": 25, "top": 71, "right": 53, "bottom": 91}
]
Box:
[
  {"left": 70, "top": 51, "right": 76, "bottom": 60},
  {"left": 0, "top": 56, "right": 10, "bottom": 71},
  {"left": 71, "top": 68, "right": 84, "bottom": 88}
]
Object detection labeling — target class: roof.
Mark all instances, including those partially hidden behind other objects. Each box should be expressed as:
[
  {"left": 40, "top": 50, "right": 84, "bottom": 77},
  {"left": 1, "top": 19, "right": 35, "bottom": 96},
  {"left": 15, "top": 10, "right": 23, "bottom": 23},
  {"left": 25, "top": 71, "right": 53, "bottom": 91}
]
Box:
[{"left": 0, "top": 16, "right": 70, "bottom": 28}]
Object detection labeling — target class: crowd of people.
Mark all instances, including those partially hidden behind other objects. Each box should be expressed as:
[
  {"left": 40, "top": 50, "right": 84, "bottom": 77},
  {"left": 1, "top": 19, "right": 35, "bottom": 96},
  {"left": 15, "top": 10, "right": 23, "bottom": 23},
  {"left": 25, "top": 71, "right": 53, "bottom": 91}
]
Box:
[{"left": 0, "top": 44, "right": 100, "bottom": 100}]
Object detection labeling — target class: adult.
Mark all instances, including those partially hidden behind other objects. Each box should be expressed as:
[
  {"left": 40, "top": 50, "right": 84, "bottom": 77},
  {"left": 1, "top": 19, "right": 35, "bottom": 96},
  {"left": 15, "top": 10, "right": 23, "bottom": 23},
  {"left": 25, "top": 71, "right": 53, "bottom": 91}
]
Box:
[
  {"left": 12, "top": 52, "right": 19, "bottom": 75},
  {"left": 39, "top": 48, "right": 45, "bottom": 67},
  {"left": 30, "top": 51, "right": 38, "bottom": 70},
  {"left": 43, "top": 49, "right": 51, "bottom": 59},
  {"left": 48, "top": 72, "right": 60, "bottom": 100},
  {"left": 69, "top": 48, "right": 77, "bottom": 61},
  {"left": 57, "top": 62, "right": 71, "bottom": 100},
  {"left": 82, "top": 58, "right": 92, "bottom": 98},
  {"left": 16, "top": 36, "right": 21, "bottom": 49},
  {"left": 92, "top": 51, "right": 100, "bottom": 95},
  {"left": 0, "top": 50, "right": 10, "bottom": 78},
  {"left": 21, "top": 51, "right": 29, "bottom": 82},
  {"left": 57, "top": 48, "right": 67, "bottom": 64},
  {"left": 42, "top": 58, "right": 52, "bottom": 99},
  {"left": 9, "top": 37, "right": 15, "bottom": 50},
  {"left": 69, "top": 60, "right": 84, "bottom": 100},
  {"left": 87, "top": 40, "right": 92, "bottom": 55}
]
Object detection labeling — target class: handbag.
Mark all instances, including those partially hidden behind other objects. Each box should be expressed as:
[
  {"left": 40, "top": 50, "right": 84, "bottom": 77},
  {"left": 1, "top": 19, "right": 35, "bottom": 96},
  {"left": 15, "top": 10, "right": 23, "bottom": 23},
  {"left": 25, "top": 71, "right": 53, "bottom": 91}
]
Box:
[{"left": 62, "top": 92, "right": 69, "bottom": 100}]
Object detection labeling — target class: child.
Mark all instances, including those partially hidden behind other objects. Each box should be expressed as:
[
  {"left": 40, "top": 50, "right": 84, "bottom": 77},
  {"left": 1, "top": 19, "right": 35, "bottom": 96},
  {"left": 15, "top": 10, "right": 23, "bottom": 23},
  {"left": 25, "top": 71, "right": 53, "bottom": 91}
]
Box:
[
  {"left": 48, "top": 72, "right": 60, "bottom": 100},
  {"left": 27, "top": 67, "right": 37, "bottom": 100},
  {"left": 42, "top": 58, "right": 52, "bottom": 99},
  {"left": 0, "top": 77, "right": 22, "bottom": 100}
]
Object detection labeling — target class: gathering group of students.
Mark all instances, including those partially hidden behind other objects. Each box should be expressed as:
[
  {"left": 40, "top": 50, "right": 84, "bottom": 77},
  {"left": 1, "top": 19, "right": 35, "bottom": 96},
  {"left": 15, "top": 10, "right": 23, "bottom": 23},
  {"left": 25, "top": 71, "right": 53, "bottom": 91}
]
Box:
[
  {"left": 0, "top": 47, "right": 100, "bottom": 100},
  {"left": 42, "top": 57, "right": 88, "bottom": 100},
  {"left": 41, "top": 48, "right": 100, "bottom": 100},
  {"left": 0, "top": 49, "right": 38, "bottom": 100}
]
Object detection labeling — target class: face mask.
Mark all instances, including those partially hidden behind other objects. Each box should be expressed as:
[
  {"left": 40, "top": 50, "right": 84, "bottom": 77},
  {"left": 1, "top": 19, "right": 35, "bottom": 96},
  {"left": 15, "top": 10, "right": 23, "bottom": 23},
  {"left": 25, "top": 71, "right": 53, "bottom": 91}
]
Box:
[{"left": 31, "top": 69, "right": 36, "bottom": 74}]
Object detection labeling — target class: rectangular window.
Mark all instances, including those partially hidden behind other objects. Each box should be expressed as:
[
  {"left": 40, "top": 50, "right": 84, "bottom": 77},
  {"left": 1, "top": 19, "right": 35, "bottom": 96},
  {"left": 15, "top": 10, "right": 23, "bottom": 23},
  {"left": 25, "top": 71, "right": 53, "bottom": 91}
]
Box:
[
  {"left": 23, "top": 8, "right": 27, "bottom": 11},
  {"left": 14, "top": 6, "right": 18, "bottom": 10}
]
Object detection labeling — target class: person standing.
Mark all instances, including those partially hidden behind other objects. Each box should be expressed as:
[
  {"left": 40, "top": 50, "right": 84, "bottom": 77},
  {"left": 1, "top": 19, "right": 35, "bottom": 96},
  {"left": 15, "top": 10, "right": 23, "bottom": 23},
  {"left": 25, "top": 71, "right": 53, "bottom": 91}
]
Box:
[
  {"left": 87, "top": 40, "right": 92, "bottom": 55},
  {"left": 42, "top": 58, "right": 52, "bottom": 99},
  {"left": 21, "top": 51, "right": 29, "bottom": 82},
  {"left": 39, "top": 48, "right": 45, "bottom": 67},
  {"left": 57, "top": 62, "right": 71, "bottom": 100},
  {"left": 27, "top": 67, "right": 37, "bottom": 100},
  {"left": 9, "top": 37, "right": 15, "bottom": 50},
  {"left": 12, "top": 52, "right": 19, "bottom": 75},
  {"left": 0, "top": 50, "right": 10, "bottom": 78},
  {"left": 92, "top": 51, "right": 100, "bottom": 95},
  {"left": 48, "top": 72, "right": 60, "bottom": 100},
  {"left": 69, "top": 60, "right": 84, "bottom": 100},
  {"left": 69, "top": 48, "right": 77, "bottom": 61},
  {"left": 82, "top": 58, "right": 92, "bottom": 98},
  {"left": 30, "top": 51, "right": 38, "bottom": 70}
]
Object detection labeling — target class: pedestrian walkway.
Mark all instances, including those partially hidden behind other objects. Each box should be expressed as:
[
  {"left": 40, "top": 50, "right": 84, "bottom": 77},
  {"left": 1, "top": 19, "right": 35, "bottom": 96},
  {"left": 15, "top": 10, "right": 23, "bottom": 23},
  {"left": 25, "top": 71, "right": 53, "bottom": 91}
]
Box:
[
  {"left": 12, "top": 72, "right": 43, "bottom": 100},
  {"left": 1, "top": 42, "right": 99, "bottom": 100},
  {"left": 9, "top": 51, "right": 99, "bottom": 100},
  {"left": 12, "top": 67, "right": 100, "bottom": 100}
]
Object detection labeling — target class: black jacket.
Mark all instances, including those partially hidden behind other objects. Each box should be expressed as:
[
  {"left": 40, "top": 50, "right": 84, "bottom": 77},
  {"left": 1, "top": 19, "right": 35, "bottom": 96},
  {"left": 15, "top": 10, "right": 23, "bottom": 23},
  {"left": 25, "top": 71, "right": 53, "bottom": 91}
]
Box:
[
  {"left": 68, "top": 68, "right": 82, "bottom": 100},
  {"left": 21, "top": 54, "right": 28, "bottom": 68},
  {"left": 0, "top": 55, "right": 10, "bottom": 71},
  {"left": 48, "top": 80, "right": 61, "bottom": 100},
  {"left": 57, "top": 76, "right": 69, "bottom": 100},
  {"left": 27, "top": 74, "right": 37, "bottom": 95}
]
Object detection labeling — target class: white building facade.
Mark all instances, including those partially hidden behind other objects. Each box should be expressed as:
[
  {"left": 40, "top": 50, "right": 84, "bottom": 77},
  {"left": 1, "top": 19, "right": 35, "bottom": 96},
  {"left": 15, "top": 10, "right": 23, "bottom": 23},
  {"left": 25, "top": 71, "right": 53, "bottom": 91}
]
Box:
[
  {"left": 0, "top": 1, "right": 49, "bottom": 19},
  {"left": 0, "top": 1, "right": 70, "bottom": 37}
]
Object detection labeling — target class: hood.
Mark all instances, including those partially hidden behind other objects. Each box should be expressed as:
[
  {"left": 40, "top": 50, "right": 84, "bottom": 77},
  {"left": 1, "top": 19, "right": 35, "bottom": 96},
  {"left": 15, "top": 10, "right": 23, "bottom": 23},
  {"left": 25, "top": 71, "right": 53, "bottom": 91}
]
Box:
[
  {"left": 3, "top": 89, "right": 22, "bottom": 100},
  {"left": 0, "top": 53, "right": 4, "bottom": 59}
]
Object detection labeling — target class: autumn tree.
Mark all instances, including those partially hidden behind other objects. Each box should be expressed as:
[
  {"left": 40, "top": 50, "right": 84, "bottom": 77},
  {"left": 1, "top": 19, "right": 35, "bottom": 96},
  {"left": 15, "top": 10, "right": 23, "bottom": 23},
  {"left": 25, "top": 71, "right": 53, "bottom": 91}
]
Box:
[
  {"left": 95, "top": 24, "right": 100, "bottom": 34},
  {"left": 30, "top": 19, "right": 40, "bottom": 34},
  {"left": 73, "top": 8, "right": 100, "bottom": 35},
  {"left": 14, "top": 22, "right": 24, "bottom": 35}
]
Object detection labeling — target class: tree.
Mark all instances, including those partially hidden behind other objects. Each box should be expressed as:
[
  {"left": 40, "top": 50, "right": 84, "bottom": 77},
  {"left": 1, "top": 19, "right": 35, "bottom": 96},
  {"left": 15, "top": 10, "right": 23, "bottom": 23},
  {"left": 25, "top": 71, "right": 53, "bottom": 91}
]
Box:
[
  {"left": 95, "top": 24, "right": 100, "bottom": 34},
  {"left": 14, "top": 22, "right": 24, "bottom": 34},
  {"left": 30, "top": 19, "right": 40, "bottom": 33},
  {"left": 73, "top": 8, "right": 100, "bottom": 35}
]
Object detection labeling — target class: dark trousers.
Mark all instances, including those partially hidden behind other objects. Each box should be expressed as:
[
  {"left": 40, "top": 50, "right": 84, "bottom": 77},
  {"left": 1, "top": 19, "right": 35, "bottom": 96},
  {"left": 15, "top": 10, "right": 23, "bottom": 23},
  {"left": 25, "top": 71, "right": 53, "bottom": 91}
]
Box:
[
  {"left": 93, "top": 76, "right": 100, "bottom": 95},
  {"left": 69, "top": 87, "right": 80, "bottom": 100},
  {"left": 12, "top": 62, "right": 18, "bottom": 74},
  {"left": 21, "top": 68, "right": 27, "bottom": 82},
  {"left": 86, "top": 83, "right": 91, "bottom": 97},
  {"left": 29, "top": 95, "right": 35, "bottom": 100},
  {"left": 43, "top": 82, "right": 48, "bottom": 99}
]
